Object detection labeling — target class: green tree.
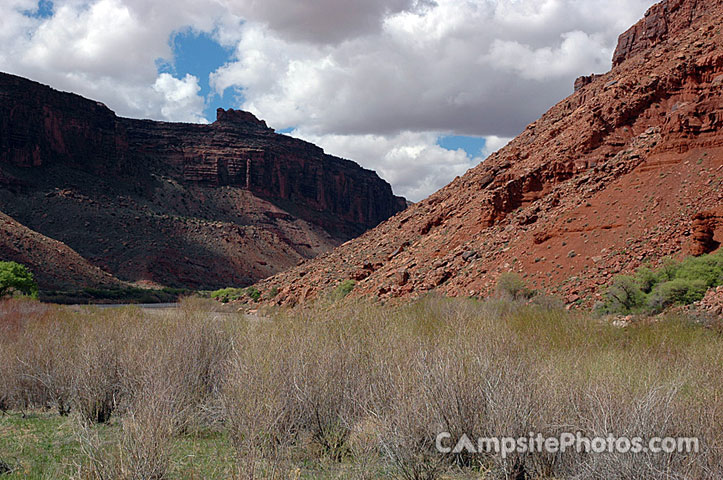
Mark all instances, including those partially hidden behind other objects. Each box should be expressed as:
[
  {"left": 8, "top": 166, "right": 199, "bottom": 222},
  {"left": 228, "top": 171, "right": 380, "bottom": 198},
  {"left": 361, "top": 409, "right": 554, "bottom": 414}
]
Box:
[{"left": 0, "top": 261, "right": 38, "bottom": 298}]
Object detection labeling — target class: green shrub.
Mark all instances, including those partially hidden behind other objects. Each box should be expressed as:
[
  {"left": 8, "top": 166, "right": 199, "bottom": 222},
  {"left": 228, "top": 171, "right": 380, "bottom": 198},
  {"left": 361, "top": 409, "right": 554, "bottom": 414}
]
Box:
[
  {"left": 600, "top": 250, "right": 722, "bottom": 314},
  {"left": 245, "top": 286, "right": 261, "bottom": 302},
  {"left": 647, "top": 279, "right": 708, "bottom": 313},
  {"left": 0, "top": 261, "right": 38, "bottom": 298},
  {"left": 331, "top": 280, "right": 356, "bottom": 300},
  {"left": 210, "top": 287, "right": 244, "bottom": 303},
  {"left": 600, "top": 275, "right": 645, "bottom": 314},
  {"left": 676, "top": 254, "right": 723, "bottom": 287}
]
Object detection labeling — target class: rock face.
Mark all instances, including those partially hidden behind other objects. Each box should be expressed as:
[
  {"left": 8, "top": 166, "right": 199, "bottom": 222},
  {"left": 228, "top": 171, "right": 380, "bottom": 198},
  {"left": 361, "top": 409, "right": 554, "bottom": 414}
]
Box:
[
  {"left": 689, "top": 208, "right": 723, "bottom": 256},
  {"left": 0, "top": 73, "right": 406, "bottom": 290},
  {"left": 612, "top": 0, "right": 711, "bottom": 66},
  {"left": 253, "top": 0, "right": 723, "bottom": 307}
]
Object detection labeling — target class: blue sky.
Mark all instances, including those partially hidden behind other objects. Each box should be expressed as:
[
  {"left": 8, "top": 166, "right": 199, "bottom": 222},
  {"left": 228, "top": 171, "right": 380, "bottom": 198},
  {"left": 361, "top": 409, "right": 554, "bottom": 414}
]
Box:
[{"left": 159, "top": 31, "right": 236, "bottom": 121}]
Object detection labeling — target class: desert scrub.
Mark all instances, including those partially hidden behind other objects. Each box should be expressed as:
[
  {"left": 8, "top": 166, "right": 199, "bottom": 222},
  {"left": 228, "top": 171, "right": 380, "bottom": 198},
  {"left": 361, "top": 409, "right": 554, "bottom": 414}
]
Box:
[
  {"left": 598, "top": 250, "right": 723, "bottom": 314},
  {"left": 210, "top": 287, "right": 245, "bottom": 303},
  {"left": 246, "top": 286, "right": 262, "bottom": 301},
  {"left": 329, "top": 279, "right": 356, "bottom": 300},
  {"left": 1, "top": 297, "right": 721, "bottom": 479},
  {"left": 495, "top": 272, "right": 535, "bottom": 301}
]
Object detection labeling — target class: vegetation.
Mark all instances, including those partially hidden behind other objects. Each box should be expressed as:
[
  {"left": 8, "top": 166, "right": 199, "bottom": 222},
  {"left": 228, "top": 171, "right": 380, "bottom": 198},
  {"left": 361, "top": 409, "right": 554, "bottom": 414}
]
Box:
[
  {"left": 0, "top": 296, "right": 720, "bottom": 479},
  {"left": 245, "top": 285, "right": 262, "bottom": 301},
  {"left": 495, "top": 272, "right": 535, "bottom": 301},
  {"left": 0, "top": 261, "right": 38, "bottom": 299},
  {"left": 40, "top": 286, "right": 191, "bottom": 304},
  {"left": 211, "top": 286, "right": 263, "bottom": 303},
  {"left": 598, "top": 250, "right": 723, "bottom": 314},
  {"left": 330, "top": 279, "right": 356, "bottom": 300},
  {"left": 210, "top": 287, "right": 245, "bottom": 303}
]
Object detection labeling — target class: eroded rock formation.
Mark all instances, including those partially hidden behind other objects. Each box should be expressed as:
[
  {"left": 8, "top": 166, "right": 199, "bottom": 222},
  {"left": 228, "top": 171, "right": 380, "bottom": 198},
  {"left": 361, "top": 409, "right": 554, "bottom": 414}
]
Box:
[{"left": 0, "top": 73, "right": 406, "bottom": 289}]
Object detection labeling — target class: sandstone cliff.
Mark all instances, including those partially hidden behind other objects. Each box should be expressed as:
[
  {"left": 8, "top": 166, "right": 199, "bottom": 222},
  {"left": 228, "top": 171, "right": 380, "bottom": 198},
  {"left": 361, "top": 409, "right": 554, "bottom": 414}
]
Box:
[
  {"left": 0, "top": 73, "right": 406, "bottom": 290},
  {"left": 253, "top": 0, "right": 723, "bottom": 307}
]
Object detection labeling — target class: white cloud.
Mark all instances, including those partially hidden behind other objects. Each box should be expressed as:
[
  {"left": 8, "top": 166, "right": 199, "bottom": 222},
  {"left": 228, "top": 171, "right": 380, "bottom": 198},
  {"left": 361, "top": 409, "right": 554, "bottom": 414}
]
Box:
[
  {"left": 481, "top": 135, "right": 513, "bottom": 158},
  {"left": 153, "top": 73, "right": 207, "bottom": 123},
  {"left": 209, "top": 0, "right": 654, "bottom": 199},
  {"left": 213, "top": 0, "right": 655, "bottom": 138},
  {"left": 1, "top": 0, "right": 225, "bottom": 122}
]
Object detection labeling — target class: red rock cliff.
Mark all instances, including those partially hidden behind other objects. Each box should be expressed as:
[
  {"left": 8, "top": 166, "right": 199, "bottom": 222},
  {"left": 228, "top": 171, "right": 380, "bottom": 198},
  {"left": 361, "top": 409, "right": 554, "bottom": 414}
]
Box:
[
  {"left": 0, "top": 72, "right": 406, "bottom": 290},
  {"left": 0, "top": 72, "right": 406, "bottom": 239}
]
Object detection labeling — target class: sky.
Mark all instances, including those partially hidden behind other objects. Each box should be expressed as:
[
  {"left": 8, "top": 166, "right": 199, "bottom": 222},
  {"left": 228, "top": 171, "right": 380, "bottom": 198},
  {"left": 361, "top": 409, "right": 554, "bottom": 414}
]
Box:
[{"left": 0, "top": 0, "right": 656, "bottom": 201}]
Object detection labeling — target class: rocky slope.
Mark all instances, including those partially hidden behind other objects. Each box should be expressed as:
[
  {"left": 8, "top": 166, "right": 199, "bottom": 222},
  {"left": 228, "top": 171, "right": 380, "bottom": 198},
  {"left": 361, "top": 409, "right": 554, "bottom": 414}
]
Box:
[
  {"left": 0, "top": 73, "right": 406, "bottom": 290},
  {"left": 252, "top": 0, "right": 723, "bottom": 307}
]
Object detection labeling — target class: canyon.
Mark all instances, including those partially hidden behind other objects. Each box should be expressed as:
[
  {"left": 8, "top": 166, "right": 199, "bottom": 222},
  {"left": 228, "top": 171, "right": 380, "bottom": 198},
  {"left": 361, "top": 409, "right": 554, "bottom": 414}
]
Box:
[{"left": 0, "top": 73, "right": 406, "bottom": 291}]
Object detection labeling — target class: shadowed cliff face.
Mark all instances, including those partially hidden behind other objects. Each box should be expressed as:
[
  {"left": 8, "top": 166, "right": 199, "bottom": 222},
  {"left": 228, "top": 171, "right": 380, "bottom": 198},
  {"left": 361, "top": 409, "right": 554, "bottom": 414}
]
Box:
[
  {"left": 249, "top": 0, "right": 723, "bottom": 308},
  {"left": 0, "top": 73, "right": 406, "bottom": 290}
]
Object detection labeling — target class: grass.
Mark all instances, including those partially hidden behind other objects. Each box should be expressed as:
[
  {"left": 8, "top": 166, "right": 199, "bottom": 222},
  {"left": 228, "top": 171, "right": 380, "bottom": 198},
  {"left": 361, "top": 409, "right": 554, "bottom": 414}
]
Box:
[
  {"left": 0, "top": 295, "right": 721, "bottom": 479},
  {"left": 0, "top": 412, "right": 236, "bottom": 480}
]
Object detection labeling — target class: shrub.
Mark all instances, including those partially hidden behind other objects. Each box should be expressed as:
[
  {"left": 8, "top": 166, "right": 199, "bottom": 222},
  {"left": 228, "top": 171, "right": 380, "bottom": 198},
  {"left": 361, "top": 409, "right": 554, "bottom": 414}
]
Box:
[
  {"left": 600, "top": 275, "right": 645, "bottom": 314},
  {"left": 495, "top": 273, "right": 534, "bottom": 301},
  {"left": 210, "top": 287, "right": 244, "bottom": 303},
  {"left": 600, "top": 250, "right": 723, "bottom": 314},
  {"left": 0, "top": 261, "right": 38, "bottom": 298},
  {"left": 245, "top": 286, "right": 261, "bottom": 301},
  {"left": 330, "top": 280, "right": 356, "bottom": 300},
  {"left": 647, "top": 279, "right": 708, "bottom": 312},
  {"left": 2, "top": 297, "right": 721, "bottom": 479}
]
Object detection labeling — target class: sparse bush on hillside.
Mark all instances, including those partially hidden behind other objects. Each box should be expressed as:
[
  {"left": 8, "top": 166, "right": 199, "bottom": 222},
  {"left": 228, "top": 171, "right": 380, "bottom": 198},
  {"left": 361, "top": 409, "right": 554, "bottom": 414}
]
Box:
[
  {"left": 330, "top": 279, "right": 356, "bottom": 300},
  {"left": 495, "top": 272, "right": 535, "bottom": 301},
  {"left": 0, "top": 261, "right": 38, "bottom": 298},
  {"left": 599, "top": 250, "right": 723, "bottom": 314},
  {"left": 246, "top": 286, "right": 262, "bottom": 301}
]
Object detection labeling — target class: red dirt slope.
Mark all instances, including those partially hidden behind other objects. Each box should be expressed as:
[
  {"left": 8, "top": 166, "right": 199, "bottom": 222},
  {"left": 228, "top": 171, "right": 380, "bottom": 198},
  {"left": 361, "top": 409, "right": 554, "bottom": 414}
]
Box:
[
  {"left": 0, "top": 211, "right": 123, "bottom": 291},
  {"left": 251, "top": 0, "right": 723, "bottom": 307}
]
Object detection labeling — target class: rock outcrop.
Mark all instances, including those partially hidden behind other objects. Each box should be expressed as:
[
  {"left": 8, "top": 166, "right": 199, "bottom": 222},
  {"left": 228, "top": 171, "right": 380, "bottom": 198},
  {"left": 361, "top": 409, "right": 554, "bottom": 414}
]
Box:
[
  {"left": 251, "top": 0, "right": 723, "bottom": 307},
  {"left": 689, "top": 208, "right": 723, "bottom": 256},
  {"left": 0, "top": 73, "right": 406, "bottom": 290},
  {"left": 612, "top": 0, "right": 711, "bottom": 66}
]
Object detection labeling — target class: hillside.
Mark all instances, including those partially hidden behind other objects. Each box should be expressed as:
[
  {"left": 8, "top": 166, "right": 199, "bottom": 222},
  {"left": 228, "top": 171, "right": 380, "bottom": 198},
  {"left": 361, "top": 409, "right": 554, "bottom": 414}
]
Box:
[
  {"left": 0, "top": 74, "right": 406, "bottom": 290},
  {"left": 253, "top": 0, "right": 723, "bottom": 307}
]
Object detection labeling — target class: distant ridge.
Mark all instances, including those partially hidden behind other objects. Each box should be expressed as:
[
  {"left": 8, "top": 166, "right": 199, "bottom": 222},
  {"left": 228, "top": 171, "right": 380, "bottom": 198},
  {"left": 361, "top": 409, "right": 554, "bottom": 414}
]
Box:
[{"left": 0, "top": 72, "right": 406, "bottom": 290}]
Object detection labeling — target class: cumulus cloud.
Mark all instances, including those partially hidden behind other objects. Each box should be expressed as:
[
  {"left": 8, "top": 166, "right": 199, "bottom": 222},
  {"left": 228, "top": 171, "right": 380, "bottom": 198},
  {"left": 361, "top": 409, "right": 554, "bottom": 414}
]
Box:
[
  {"left": 210, "top": 0, "right": 654, "bottom": 199},
  {"left": 213, "top": 0, "right": 654, "bottom": 138},
  {"left": 221, "top": 0, "right": 434, "bottom": 44},
  {"left": 481, "top": 135, "right": 513, "bottom": 158},
  {"left": 0, "top": 0, "right": 658, "bottom": 200},
  {"left": 153, "top": 73, "right": 207, "bottom": 123},
  {"left": 1, "top": 0, "right": 225, "bottom": 121}
]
